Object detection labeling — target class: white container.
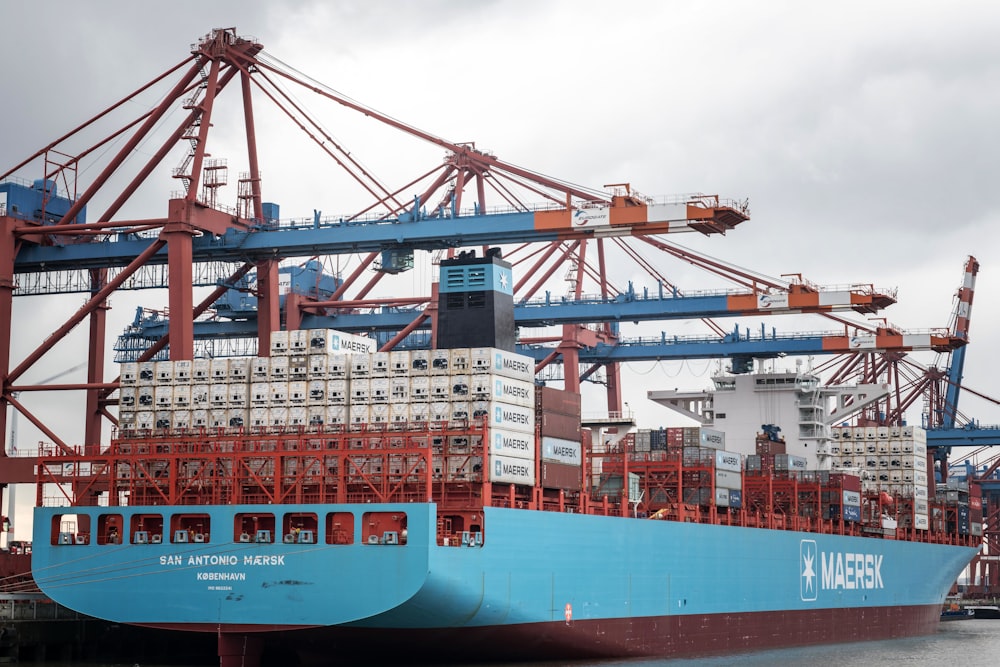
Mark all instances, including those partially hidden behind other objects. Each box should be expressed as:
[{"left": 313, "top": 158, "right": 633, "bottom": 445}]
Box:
[
  {"left": 451, "top": 401, "right": 471, "bottom": 421},
  {"left": 227, "top": 409, "right": 247, "bottom": 429},
  {"left": 328, "top": 353, "right": 350, "bottom": 378},
  {"left": 351, "top": 355, "right": 371, "bottom": 377},
  {"left": 225, "top": 358, "right": 247, "bottom": 382},
  {"left": 470, "top": 374, "right": 493, "bottom": 398},
  {"left": 209, "top": 409, "right": 228, "bottom": 429},
  {"left": 136, "top": 410, "right": 155, "bottom": 430},
  {"left": 843, "top": 490, "right": 861, "bottom": 506},
  {"left": 430, "top": 350, "right": 450, "bottom": 375},
  {"left": 491, "top": 377, "right": 535, "bottom": 408},
  {"left": 714, "top": 450, "right": 742, "bottom": 472},
  {"left": 269, "top": 406, "right": 289, "bottom": 428},
  {"left": 121, "top": 362, "right": 139, "bottom": 386},
  {"left": 449, "top": 348, "right": 471, "bottom": 372},
  {"left": 471, "top": 347, "right": 534, "bottom": 382},
  {"left": 715, "top": 487, "right": 731, "bottom": 507},
  {"left": 369, "top": 404, "right": 390, "bottom": 425},
  {"left": 288, "top": 354, "right": 309, "bottom": 379},
  {"left": 250, "top": 382, "right": 270, "bottom": 405},
  {"left": 137, "top": 361, "right": 156, "bottom": 385},
  {"left": 209, "top": 359, "right": 229, "bottom": 382},
  {"left": 489, "top": 428, "right": 535, "bottom": 461},
  {"left": 251, "top": 357, "right": 270, "bottom": 379},
  {"left": 390, "top": 403, "right": 409, "bottom": 425},
  {"left": 541, "top": 436, "right": 581, "bottom": 465},
  {"left": 155, "top": 360, "right": 174, "bottom": 384},
  {"left": 371, "top": 352, "right": 391, "bottom": 377},
  {"left": 210, "top": 384, "right": 229, "bottom": 408},
  {"left": 289, "top": 406, "right": 308, "bottom": 427},
  {"left": 308, "top": 380, "right": 327, "bottom": 404},
  {"left": 349, "top": 404, "right": 370, "bottom": 426},
  {"left": 308, "top": 354, "right": 329, "bottom": 379},
  {"left": 270, "top": 330, "right": 290, "bottom": 355},
  {"left": 250, "top": 407, "right": 269, "bottom": 428},
  {"left": 389, "top": 377, "right": 409, "bottom": 403},
  {"left": 410, "top": 376, "right": 430, "bottom": 402},
  {"left": 490, "top": 454, "right": 535, "bottom": 486},
  {"left": 327, "top": 379, "right": 349, "bottom": 405},
  {"left": 914, "top": 513, "right": 929, "bottom": 530},
  {"left": 229, "top": 385, "right": 248, "bottom": 409},
  {"left": 269, "top": 381, "right": 288, "bottom": 405},
  {"left": 270, "top": 356, "right": 289, "bottom": 380},
  {"left": 450, "top": 374, "right": 471, "bottom": 399},
  {"left": 326, "top": 405, "right": 347, "bottom": 426},
  {"left": 480, "top": 401, "right": 535, "bottom": 435},
  {"left": 172, "top": 385, "right": 191, "bottom": 409},
  {"left": 137, "top": 386, "right": 155, "bottom": 409},
  {"left": 120, "top": 387, "right": 137, "bottom": 408},
  {"left": 307, "top": 406, "right": 326, "bottom": 428},
  {"left": 914, "top": 484, "right": 929, "bottom": 500},
  {"left": 409, "top": 402, "right": 429, "bottom": 422},
  {"left": 289, "top": 381, "right": 308, "bottom": 405},
  {"left": 389, "top": 350, "right": 410, "bottom": 375},
  {"left": 370, "top": 378, "right": 390, "bottom": 403},
  {"left": 289, "top": 330, "right": 308, "bottom": 353},
  {"left": 914, "top": 470, "right": 928, "bottom": 485},
  {"left": 428, "top": 402, "right": 450, "bottom": 422},
  {"left": 914, "top": 456, "right": 927, "bottom": 471},
  {"left": 154, "top": 410, "right": 172, "bottom": 430},
  {"left": 191, "top": 409, "right": 209, "bottom": 429},
  {"left": 173, "top": 410, "right": 192, "bottom": 430},
  {"left": 715, "top": 469, "right": 742, "bottom": 490},
  {"left": 192, "top": 358, "right": 211, "bottom": 381},
  {"left": 409, "top": 350, "right": 430, "bottom": 375},
  {"left": 430, "top": 376, "right": 451, "bottom": 401},
  {"left": 351, "top": 378, "right": 371, "bottom": 404}
]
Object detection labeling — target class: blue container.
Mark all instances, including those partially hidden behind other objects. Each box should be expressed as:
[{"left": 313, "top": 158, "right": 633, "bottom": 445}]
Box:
[
  {"left": 728, "top": 489, "right": 742, "bottom": 509},
  {"left": 843, "top": 504, "right": 862, "bottom": 523}
]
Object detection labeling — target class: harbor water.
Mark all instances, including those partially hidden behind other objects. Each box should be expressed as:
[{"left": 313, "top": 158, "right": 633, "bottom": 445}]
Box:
[{"left": 25, "top": 617, "right": 1000, "bottom": 666}]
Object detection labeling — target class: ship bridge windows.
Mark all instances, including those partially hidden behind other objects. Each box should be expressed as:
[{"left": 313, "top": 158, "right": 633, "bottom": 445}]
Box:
[
  {"left": 282, "top": 512, "right": 318, "bottom": 544},
  {"left": 97, "top": 513, "right": 124, "bottom": 545},
  {"left": 130, "top": 513, "right": 164, "bottom": 544},
  {"left": 362, "top": 511, "right": 407, "bottom": 546},
  {"left": 170, "top": 513, "right": 210, "bottom": 544},
  {"left": 234, "top": 513, "right": 275, "bottom": 543},
  {"left": 325, "top": 512, "right": 355, "bottom": 545},
  {"left": 51, "top": 513, "right": 90, "bottom": 546}
]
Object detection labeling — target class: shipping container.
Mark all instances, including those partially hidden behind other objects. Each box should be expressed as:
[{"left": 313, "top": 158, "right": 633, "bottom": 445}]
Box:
[
  {"left": 715, "top": 469, "right": 742, "bottom": 490},
  {"left": 491, "top": 454, "right": 536, "bottom": 486},
  {"left": 714, "top": 450, "right": 742, "bottom": 473},
  {"left": 489, "top": 428, "right": 535, "bottom": 461},
  {"left": 540, "top": 461, "right": 580, "bottom": 491},
  {"left": 492, "top": 377, "right": 535, "bottom": 408},
  {"left": 541, "top": 436, "right": 581, "bottom": 465},
  {"left": 538, "top": 412, "right": 580, "bottom": 440},
  {"left": 486, "top": 402, "right": 536, "bottom": 435}
]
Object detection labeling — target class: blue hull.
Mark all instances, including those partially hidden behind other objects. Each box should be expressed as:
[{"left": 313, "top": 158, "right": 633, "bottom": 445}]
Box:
[{"left": 32, "top": 503, "right": 975, "bottom": 649}]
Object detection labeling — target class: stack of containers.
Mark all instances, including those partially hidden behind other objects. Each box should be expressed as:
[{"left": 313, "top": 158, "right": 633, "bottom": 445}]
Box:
[
  {"left": 826, "top": 472, "right": 862, "bottom": 522},
  {"left": 713, "top": 448, "right": 743, "bottom": 509},
  {"left": 118, "top": 328, "right": 375, "bottom": 435},
  {"left": 476, "top": 348, "right": 537, "bottom": 487},
  {"left": 535, "top": 386, "right": 582, "bottom": 491},
  {"left": 829, "top": 424, "right": 930, "bottom": 530},
  {"left": 118, "top": 333, "right": 541, "bottom": 490}
]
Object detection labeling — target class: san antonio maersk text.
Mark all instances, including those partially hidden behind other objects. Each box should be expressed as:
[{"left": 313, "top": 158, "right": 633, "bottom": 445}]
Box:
[{"left": 160, "top": 554, "right": 286, "bottom": 566}]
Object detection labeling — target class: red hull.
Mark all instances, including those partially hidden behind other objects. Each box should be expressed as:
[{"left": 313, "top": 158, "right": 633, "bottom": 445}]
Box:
[{"left": 163, "top": 603, "right": 943, "bottom": 664}]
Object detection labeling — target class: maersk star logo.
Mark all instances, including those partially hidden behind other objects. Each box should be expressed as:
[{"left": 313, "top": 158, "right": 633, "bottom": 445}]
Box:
[
  {"left": 495, "top": 432, "right": 503, "bottom": 452},
  {"left": 800, "top": 539, "right": 818, "bottom": 601},
  {"left": 498, "top": 270, "right": 509, "bottom": 291}
]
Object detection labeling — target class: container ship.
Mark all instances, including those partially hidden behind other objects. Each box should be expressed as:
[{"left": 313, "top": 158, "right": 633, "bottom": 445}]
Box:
[{"left": 29, "top": 252, "right": 981, "bottom": 666}]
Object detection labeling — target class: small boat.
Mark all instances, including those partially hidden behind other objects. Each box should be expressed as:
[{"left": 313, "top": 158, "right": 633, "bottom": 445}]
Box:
[{"left": 966, "top": 605, "right": 1000, "bottom": 619}]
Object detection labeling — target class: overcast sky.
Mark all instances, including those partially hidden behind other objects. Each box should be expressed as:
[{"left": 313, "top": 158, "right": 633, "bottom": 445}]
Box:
[{"left": 2, "top": 0, "right": 1000, "bottom": 523}]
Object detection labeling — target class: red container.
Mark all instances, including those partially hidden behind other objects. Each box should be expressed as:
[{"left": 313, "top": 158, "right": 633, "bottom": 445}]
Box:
[
  {"left": 829, "top": 473, "right": 862, "bottom": 493},
  {"left": 541, "top": 461, "right": 582, "bottom": 491},
  {"left": 539, "top": 412, "right": 581, "bottom": 440},
  {"left": 535, "top": 386, "right": 581, "bottom": 416}
]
